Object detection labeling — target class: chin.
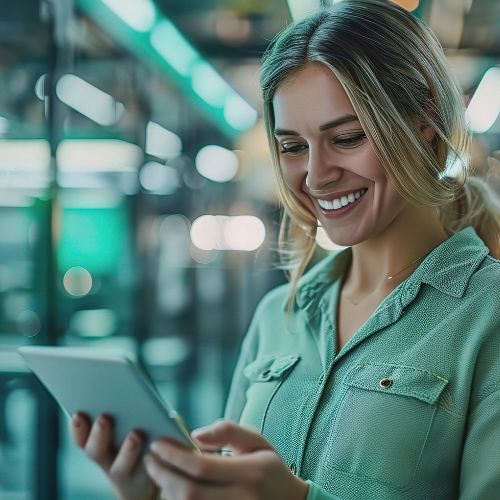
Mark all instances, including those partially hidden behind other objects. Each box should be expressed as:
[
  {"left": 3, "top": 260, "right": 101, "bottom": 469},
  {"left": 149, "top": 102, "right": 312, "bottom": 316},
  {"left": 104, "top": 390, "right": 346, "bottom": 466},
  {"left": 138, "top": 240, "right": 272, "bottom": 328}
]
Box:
[{"left": 325, "top": 235, "right": 362, "bottom": 249}]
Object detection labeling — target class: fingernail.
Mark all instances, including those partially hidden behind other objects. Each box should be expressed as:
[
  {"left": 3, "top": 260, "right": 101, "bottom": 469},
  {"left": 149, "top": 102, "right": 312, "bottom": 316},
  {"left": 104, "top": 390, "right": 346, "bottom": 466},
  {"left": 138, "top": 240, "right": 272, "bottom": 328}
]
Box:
[
  {"left": 73, "top": 414, "right": 81, "bottom": 427},
  {"left": 150, "top": 441, "right": 159, "bottom": 452},
  {"left": 128, "top": 432, "right": 139, "bottom": 448}
]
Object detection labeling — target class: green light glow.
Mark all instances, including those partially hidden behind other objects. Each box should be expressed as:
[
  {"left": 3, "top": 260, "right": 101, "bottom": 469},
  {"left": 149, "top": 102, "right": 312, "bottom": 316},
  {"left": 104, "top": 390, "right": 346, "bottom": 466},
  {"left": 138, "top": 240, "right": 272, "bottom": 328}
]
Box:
[
  {"left": 58, "top": 204, "right": 128, "bottom": 274},
  {"left": 150, "top": 19, "right": 200, "bottom": 77},
  {"left": 76, "top": 0, "right": 258, "bottom": 137},
  {"left": 191, "top": 62, "right": 232, "bottom": 107}
]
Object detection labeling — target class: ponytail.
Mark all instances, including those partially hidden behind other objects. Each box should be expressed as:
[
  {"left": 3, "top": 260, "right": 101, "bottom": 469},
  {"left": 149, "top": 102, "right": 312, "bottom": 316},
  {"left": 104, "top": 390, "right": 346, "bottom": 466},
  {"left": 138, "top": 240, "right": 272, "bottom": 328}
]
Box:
[{"left": 439, "top": 175, "right": 500, "bottom": 258}]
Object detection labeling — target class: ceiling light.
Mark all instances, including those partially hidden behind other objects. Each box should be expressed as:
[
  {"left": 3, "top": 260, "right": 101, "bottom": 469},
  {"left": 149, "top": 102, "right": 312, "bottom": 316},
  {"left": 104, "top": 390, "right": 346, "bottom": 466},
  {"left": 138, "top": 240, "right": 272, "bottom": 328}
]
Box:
[
  {"left": 101, "top": 0, "right": 156, "bottom": 32},
  {"left": 139, "top": 162, "right": 180, "bottom": 194},
  {"left": 195, "top": 145, "right": 238, "bottom": 183},
  {"left": 57, "top": 139, "right": 142, "bottom": 172},
  {"left": 0, "top": 139, "right": 50, "bottom": 170},
  {"left": 56, "top": 74, "right": 125, "bottom": 126},
  {"left": 146, "top": 121, "right": 182, "bottom": 159},
  {"left": 150, "top": 20, "right": 200, "bottom": 77},
  {"left": 190, "top": 215, "right": 266, "bottom": 251}
]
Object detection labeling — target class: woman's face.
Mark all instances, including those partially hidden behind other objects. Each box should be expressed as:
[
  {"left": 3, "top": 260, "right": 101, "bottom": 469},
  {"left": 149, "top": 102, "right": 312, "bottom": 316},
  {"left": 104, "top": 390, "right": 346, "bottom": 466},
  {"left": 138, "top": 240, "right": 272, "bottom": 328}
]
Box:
[{"left": 272, "top": 62, "right": 409, "bottom": 247}]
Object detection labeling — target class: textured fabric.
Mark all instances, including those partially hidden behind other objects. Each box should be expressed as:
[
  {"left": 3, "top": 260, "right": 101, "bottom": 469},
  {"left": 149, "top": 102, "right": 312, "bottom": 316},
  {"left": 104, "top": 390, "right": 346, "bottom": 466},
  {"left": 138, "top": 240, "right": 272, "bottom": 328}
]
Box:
[{"left": 224, "top": 226, "right": 500, "bottom": 499}]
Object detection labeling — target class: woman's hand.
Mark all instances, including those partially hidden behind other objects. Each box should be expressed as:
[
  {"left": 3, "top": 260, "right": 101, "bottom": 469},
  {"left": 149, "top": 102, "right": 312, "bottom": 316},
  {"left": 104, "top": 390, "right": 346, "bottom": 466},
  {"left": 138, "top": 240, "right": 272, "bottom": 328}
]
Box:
[
  {"left": 71, "top": 412, "right": 157, "bottom": 500},
  {"left": 143, "top": 420, "right": 309, "bottom": 500}
]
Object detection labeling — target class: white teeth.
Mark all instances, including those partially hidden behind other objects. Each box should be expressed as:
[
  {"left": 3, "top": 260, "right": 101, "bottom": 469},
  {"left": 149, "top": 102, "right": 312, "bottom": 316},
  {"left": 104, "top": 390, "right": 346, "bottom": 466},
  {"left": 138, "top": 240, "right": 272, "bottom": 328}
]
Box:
[{"left": 317, "top": 188, "right": 367, "bottom": 211}]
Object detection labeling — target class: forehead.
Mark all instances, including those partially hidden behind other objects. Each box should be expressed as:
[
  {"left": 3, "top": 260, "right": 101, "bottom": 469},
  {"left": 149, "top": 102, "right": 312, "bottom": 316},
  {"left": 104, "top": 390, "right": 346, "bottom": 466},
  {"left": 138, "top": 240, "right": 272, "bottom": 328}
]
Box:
[{"left": 272, "top": 63, "right": 356, "bottom": 130}]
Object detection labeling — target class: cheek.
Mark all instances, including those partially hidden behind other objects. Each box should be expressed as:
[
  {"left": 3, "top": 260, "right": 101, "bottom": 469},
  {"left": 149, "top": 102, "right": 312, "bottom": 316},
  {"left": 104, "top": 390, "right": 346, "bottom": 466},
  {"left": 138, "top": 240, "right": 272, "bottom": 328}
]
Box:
[{"left": 280, "top": 162, "right": 304, "bottom": 190}]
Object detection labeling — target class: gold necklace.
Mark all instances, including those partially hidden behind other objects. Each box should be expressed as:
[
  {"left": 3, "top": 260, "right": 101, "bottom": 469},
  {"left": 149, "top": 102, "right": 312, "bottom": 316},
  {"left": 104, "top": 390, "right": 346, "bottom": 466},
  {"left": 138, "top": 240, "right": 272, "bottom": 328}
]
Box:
[{"left": 345, "top": 254, "right": 426, "bottom": 306}]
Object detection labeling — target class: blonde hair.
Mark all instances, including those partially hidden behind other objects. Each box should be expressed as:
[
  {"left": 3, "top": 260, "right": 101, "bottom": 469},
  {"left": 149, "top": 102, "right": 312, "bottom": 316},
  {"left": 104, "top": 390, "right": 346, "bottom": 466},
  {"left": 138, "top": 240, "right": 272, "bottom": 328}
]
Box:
[{"left": 260, "top": 0, "right": 500, "bottom": 310}]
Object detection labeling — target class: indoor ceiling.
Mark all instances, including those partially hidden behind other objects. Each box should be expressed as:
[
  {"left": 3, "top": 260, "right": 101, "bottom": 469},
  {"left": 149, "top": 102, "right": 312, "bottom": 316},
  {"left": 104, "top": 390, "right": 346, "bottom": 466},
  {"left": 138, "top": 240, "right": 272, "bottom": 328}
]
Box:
[{"left": 1, "top": 0, "right": 499, "bottom": 142}]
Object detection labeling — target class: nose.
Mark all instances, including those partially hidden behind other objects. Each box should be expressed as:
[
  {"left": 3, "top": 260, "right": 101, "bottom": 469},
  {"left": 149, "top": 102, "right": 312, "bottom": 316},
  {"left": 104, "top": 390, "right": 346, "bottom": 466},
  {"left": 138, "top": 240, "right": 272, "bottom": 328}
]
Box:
[{"left": 304, "top": 144, "right": 343, "bottom": 194}]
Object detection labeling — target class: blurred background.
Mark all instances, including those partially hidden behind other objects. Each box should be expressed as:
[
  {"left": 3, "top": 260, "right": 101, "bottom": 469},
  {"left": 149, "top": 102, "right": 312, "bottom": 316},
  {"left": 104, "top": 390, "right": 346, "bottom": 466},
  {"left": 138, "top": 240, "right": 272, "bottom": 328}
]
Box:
[{"left": 0, "top": 0, "right": 499, "bottom": 498}]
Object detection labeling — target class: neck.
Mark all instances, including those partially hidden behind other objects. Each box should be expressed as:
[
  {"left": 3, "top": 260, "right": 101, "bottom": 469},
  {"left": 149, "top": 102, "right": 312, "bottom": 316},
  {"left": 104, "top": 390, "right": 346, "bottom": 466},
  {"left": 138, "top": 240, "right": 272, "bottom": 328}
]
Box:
[{"left": 344, "top": 205, "right": 449, "bottom": 298}]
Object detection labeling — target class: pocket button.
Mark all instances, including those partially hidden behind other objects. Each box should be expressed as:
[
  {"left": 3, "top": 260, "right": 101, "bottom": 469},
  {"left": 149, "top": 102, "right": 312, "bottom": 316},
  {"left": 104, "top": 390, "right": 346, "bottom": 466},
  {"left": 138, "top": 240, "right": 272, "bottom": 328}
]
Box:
[
  {"left": 379, "top": 378, "right": 393, "bottom": 388},
  {"left": 289, "top": 463, "right": 297, "bottom": 475},
  {"left": 260, "top": 369, "right": 271, "bottom": 379}
]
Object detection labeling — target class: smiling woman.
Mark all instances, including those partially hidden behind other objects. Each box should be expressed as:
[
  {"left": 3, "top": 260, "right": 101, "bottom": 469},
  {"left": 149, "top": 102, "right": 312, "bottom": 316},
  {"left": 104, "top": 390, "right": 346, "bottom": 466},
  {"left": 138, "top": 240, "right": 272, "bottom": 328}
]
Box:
[
  {"left": 260, "top": 1, "right": 500, "bottom": 312},
  {"left": 70, "top": 1, "right": 500, "bottom": 500}
]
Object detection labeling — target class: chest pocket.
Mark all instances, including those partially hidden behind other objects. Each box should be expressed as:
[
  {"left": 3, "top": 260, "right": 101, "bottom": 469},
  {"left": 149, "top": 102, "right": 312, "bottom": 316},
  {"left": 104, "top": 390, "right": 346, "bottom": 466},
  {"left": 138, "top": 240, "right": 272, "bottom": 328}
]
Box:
[
  {"left": 327, "top": 362, "right": 448, "bottom": 489},
  {"left": 240, "top": 354, "right": 301, "bottom": 433}
]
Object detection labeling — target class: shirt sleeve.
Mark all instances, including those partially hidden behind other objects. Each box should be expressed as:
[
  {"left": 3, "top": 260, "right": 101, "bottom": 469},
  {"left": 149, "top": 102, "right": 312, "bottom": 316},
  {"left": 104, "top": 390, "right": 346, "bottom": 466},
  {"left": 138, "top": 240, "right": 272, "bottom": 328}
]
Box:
[
  {"left": 306, "top": 480, "right": 342, "bottom": 500},
  {"left": 459, "top": 388, "right": 500, "bottom": 498}
]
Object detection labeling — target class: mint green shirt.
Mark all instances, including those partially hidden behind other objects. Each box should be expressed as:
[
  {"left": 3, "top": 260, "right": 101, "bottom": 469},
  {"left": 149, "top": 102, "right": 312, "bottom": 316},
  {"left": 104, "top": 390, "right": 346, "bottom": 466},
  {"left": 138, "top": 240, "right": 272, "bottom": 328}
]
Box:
[{"left": 224, "top": 226, "right": 500, "bottom": 499}]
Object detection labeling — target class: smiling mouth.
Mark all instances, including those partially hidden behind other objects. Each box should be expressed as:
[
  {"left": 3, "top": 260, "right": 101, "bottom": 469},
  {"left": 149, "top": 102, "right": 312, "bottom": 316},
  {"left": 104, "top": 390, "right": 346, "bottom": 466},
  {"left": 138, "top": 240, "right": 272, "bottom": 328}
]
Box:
[{"left": 316, "top": 188, "right": 368, "bottom": 211}]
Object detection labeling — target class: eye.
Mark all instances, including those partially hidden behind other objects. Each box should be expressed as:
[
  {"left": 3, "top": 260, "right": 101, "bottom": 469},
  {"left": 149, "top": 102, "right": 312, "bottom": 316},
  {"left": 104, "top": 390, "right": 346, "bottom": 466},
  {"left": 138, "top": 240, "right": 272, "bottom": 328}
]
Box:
[
  {"left": 279, "top": 143, "right": 308, "bottom": 156},
  {"left": 334, "top": 133, "right": 366, "bottom": 148}
]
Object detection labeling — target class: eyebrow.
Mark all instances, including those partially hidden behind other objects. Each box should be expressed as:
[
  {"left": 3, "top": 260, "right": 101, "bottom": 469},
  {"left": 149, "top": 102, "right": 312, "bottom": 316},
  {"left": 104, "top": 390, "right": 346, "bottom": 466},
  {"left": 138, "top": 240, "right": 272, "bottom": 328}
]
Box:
[{"left": 273, "top": 114, "right": 360, "bottom": 137}]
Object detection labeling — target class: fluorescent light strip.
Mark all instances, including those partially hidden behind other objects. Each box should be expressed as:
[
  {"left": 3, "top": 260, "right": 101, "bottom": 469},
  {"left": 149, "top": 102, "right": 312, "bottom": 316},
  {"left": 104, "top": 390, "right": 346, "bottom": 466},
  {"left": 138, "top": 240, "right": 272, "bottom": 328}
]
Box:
[
  {"left": 146, "top": 121, "right": 182, "bottom": 159},
  {"left": 57, "top": 139, "right": 142, "bottom": 172},
  {"left": 76, "top": 0, "right": 257, "bottom": 136},
  {"left": 56, "top": 74, "right": 125, "bottom": 126},
  {"left": 150, "top": 20, "right": 257, "bottom": 131},
  {"left": 101, "top": 0, "right": 156, "bottom": 32}
]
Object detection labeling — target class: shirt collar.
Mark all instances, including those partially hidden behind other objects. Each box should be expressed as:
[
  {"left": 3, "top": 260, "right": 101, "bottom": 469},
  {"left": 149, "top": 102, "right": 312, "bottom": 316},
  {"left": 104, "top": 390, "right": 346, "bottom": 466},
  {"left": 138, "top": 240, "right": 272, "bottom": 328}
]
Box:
[
  {"left": 401, "top": 225, "right": 489, "bottom": 301},
  {"left": 293, "top": 225, "right": 489, "bottom": 310}
]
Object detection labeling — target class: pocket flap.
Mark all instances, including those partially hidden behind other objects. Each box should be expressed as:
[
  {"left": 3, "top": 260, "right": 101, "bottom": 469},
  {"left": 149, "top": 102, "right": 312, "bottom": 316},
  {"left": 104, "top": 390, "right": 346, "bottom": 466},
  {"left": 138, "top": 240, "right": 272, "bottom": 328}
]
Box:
[
  {"left": 344, "top": 363, "right": 448, "bottom": 404},
  {"left": 243, "top": 355, "right": 300, "bottom": 382}
]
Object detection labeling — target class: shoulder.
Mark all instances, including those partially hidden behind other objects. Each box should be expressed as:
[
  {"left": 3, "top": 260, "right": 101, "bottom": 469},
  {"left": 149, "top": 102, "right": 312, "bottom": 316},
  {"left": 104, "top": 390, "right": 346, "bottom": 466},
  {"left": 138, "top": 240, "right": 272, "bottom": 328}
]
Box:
[{"left": 468, "top": 253, "right": 500, "bottom": 300}]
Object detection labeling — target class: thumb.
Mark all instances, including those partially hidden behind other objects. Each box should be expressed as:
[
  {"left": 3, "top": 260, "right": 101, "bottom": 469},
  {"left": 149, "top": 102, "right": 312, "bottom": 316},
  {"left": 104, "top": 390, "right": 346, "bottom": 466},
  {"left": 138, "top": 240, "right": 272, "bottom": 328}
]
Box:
[{"left": 191, "top": 420, "right": 274, "bottom": 455}]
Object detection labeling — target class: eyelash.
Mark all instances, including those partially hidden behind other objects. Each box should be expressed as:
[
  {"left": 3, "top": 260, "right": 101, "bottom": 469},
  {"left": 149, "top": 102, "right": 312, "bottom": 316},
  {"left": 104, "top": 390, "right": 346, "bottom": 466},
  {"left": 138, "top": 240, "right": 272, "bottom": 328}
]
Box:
[{"left": 279, "top": 133, "right": 366, "bottom": 155}]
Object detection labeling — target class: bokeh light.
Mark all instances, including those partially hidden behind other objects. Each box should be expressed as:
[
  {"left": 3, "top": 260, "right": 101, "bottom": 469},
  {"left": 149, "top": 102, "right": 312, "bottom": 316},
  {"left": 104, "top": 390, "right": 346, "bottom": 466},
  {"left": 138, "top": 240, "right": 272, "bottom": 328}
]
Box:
[
  {"left": 195, "top": 145, "right": 239, "bottom": 183},
  {"left": 63, "top": 266, "right": 93, "bottom": 297}
]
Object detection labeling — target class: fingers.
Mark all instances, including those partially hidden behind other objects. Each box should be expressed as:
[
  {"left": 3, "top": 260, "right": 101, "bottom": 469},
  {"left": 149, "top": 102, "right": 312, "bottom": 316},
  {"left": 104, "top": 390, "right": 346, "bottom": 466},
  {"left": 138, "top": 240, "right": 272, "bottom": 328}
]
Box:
[
  {"left": 148, "top": 439, "right": 265, "bottom": 484},
  {"left": 143, "top": 453, "right": 241, "bottom": 500},
  {"left": 191, "top": 420, "right": 274, "bottom": 455},
  {"left": 108, "top": 430, "right": 145, "bottom": 479},
  {"left": 83, "top": 415, "right": 116, "bottom": 470},
  {"left": 72, "top": 412, "right": 91, "bottom": 448},
  {"left": 151, "top": 440, "right": 227, "bottom": 483}
]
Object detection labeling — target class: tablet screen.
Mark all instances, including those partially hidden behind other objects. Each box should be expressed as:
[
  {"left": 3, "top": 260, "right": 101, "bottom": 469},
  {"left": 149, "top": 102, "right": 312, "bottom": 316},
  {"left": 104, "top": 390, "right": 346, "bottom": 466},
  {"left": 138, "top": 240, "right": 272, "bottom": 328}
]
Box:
[{"left": 18, "top": 346, "right": 199, "bottom": 453}]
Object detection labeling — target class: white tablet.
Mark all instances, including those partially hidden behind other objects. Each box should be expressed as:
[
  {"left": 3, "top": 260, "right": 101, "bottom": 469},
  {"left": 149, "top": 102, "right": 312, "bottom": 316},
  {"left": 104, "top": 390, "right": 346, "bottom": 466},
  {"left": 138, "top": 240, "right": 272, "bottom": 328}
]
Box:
[{"left": 18, "top": 346, "right": 200, "bottom": 453}]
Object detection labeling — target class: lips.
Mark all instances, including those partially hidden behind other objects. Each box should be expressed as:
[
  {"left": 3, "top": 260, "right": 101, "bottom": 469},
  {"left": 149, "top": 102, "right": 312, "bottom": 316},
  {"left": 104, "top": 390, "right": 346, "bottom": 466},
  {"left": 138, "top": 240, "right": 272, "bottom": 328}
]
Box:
[
  {"left": 314, "top": 187, "right": 368, "bottom": 219},
  {"left": 316, "top": 188, "right": 368, "bottom": 211}
]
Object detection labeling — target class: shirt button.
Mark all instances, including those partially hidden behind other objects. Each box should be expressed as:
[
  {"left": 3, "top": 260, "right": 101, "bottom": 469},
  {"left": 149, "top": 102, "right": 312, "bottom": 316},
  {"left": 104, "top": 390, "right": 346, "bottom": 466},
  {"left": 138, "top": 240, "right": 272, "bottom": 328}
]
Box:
[
  {"left": 318, "top": 374, "right": 324, "bottom": 385},
  {"left": 379, "top": 378, "right": 393, "bottom": 388},
  {"left": 260, "top": 369, "right": 271, "bottom": 378},
  {"left": 289, "top": 463, "right": 297, "bottom": 475}
]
